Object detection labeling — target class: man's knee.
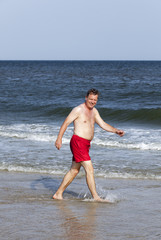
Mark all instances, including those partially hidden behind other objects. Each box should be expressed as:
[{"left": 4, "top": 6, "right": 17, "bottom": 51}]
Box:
[{"left": 70, "top": 168, "right": 80, "bottom": 176}]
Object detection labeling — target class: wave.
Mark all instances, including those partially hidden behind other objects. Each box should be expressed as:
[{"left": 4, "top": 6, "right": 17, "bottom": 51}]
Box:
[
  {"left": 1, "top": 123, "right": 161, "bottom": 151},
  {"left": 98, "top": 107, "right": 161, "bottom": 125},
  {"left": 1, "top": 132, "right": 161, "bottom": 151},
  {"left": 0, "top": 164, "right": 65, "bottom": 176},
  {"left": 1, "top": 163, "right": 161, "bottom": 180},
  {"left": 43, "top": 107, "right": 161, "bottom": 125},
  {"left": 1, "top": 105, "right": 161, "bottom": 126},
  {"left": 0, "top": 131, "right": 54, "bottom": 142},
  {"left": 95, "top": 171, "right": 161, "bottom": 180},
  {"left": 92, "top": 139, "right": 161, "bottom": 151}
]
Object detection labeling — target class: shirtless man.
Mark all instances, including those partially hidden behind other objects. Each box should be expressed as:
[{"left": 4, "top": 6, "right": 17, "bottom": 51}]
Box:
[{"left": 53, "top": 89, "right": 124, "bottom": 202}]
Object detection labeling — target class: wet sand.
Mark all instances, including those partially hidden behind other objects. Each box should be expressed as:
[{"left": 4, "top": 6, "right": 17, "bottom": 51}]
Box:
[{"left": 0, "top": 171, "right": 161, "bottom": 240}]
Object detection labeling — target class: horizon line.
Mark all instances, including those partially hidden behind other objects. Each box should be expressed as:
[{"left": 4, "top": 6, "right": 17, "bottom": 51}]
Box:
[{"left": 0, "top": 59, "right": 161, "bottom": 62}]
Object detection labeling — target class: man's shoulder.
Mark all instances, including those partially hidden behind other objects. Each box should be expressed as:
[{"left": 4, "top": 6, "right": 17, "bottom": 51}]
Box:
[
  {"left": 93, "top": 107, "right": 99, "bottom": 114},
  {"left": 72, "top": 104, "right": 83, "bottom": 113},
  {"left": 75, "top": 103, "right": 85, "bottom": 110}
]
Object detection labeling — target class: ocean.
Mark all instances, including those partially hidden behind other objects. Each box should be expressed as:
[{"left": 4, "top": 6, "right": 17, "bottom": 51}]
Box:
[{"left": 0, "top": 61, "right": 161, "bottom": 239}]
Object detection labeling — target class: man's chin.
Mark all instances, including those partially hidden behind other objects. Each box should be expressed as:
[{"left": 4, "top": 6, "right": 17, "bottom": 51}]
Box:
[{"left": 89, "top": 105, "right": 95, "bottom": 109}]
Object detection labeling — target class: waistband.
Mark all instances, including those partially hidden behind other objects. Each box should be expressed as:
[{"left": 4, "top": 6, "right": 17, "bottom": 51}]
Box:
[{"left": 72, "top": 135, "right": 91, "bottom": 143}]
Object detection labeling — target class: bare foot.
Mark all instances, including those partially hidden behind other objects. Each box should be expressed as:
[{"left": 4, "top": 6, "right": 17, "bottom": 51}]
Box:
[
  {"left": 53, "top": 193, "right": 63, "bottom": 200},
  {"left": 94, "top": 197, "right": 110, "bottom": 203}
]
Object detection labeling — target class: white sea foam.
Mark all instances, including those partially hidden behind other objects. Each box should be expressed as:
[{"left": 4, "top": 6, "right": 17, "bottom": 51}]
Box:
[
  {"left": 93, "top": 127, "right": 161, "bottom": 151},
  {"left": 105, "top": 193, "right": 118, "bottom": 203},
  {"left": 1, "top": 124, "right": 161, "bottom": 151},
  {"left": 95, "top": 171, "right": 161, "bottom": 180},
  {"left": 0, "top": 124, "right": 71, "bottom": 143},
  {"left": 1, "top": 163, "right": 161, "bottom": 180},
  {"left": 0, "top": 124, "right": 56, "bottom": 142},
  {"left": 93, "top": 138, "right": 161, "bottom": 151},
  {"left": 0, "top": 163, "right": 66, "bottom": 176}
]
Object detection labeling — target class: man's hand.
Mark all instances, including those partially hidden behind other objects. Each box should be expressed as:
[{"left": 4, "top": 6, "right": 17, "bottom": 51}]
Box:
[
  {"left": 116, "top": 129, "right": 125, "bottom": 137},
  {"left": 55, "top": 139, "right": 62, "bottom": 150}
]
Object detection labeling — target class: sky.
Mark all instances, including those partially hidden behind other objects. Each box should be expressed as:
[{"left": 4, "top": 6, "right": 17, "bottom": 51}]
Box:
[{"left": 0, "top": 0, "right": 161, "bottom": 60}]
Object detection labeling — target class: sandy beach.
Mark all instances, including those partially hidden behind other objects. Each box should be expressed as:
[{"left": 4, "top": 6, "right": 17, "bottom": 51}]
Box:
[{"left": 1, "top": 171, "right": 161, "bottom": 240}]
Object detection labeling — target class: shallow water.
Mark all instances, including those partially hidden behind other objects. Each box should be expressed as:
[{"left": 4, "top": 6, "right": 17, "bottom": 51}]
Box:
[{"left": 1, "top": 172, "right": 161, "bottom": 240}]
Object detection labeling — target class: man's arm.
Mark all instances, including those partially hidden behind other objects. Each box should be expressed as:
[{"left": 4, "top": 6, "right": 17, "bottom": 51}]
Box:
[
  {"left": 95, "top": 109, "right": 124, "bottom": 137},
  {"left": 55, "top": 107, "right": 80, "bottom": 150}
]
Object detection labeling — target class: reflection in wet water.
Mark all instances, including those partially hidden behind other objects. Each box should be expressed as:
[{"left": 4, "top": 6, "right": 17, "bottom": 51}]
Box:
[{"left": 57, "top": 201, "right": 98, "bottom": 240}]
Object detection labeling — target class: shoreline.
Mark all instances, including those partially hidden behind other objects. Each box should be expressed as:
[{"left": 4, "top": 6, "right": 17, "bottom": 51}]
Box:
[{"left": 1, "top": 171, "right": 161, "bottom": 239}]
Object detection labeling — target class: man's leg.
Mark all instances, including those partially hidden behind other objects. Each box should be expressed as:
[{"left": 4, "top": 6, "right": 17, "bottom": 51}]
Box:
[
  {"left": 53, "top": 161, "right": 81, "bottom": 200},
  {"left": 81, "top": 160, "right": 104, "bottom": 201}
]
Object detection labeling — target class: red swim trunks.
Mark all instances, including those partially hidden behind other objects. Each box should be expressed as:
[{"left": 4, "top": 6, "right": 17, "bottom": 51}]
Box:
[{"left": 70, "top": 135, "right": 91, "bottom": 163}]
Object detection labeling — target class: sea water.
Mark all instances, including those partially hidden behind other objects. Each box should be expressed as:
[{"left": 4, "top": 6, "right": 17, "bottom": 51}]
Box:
[
  {"left": 1, "top": 61, "right": 161, "bottom": 240},
  {"left": 0, "top": 60, "right": 161, "bottom": 180}
]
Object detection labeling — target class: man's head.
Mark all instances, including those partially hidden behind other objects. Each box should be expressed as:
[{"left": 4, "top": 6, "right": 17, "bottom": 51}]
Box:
[
  {"left": 85, "top": 88, "right": 99, "bottom": 109},
  {"left": 86, "top": 88, "right": 99, "bottom": 97}
]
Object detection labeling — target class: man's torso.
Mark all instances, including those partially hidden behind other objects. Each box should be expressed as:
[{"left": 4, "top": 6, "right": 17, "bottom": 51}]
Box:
[{"left": 73, "top": 103, "right": 96, "bottom": 140}]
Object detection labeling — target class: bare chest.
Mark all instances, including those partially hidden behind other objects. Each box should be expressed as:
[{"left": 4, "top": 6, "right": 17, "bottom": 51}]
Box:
[{"left": 77, "top": 109, "right": 95, "bottom": 125}]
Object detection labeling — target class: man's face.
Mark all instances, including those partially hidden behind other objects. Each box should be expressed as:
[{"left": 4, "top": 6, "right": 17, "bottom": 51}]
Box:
[{"left": 85, "top": 94, "right": 98, "bottom": 109}]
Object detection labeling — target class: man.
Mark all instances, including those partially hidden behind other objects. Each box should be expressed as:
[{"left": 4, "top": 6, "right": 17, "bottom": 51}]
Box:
[{"left": 53, "top": 89, "right": 124, "bottom": 202}]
